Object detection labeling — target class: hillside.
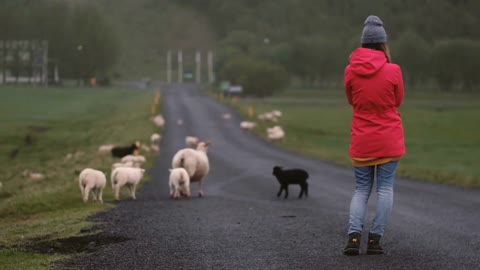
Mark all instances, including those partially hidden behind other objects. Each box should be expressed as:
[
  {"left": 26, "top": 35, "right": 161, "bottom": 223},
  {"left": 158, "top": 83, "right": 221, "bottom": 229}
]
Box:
[{"left": 92, "top": 0, "right": 480, "bottom": 85}]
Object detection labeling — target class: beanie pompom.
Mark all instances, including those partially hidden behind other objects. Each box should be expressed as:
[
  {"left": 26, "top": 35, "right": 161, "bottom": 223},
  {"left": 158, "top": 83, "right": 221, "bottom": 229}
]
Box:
[
  {"left": 364, "top": 15, "right": 383, "bottom": 27},
  {"left": 361, "top": 15, "right": 387, "bottom": 44}
]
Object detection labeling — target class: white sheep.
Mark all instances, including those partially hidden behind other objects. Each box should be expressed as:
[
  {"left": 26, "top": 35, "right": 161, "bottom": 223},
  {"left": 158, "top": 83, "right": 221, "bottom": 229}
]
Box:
[
  {"left": 267, "top": 128, "right": 285, "bottom": 142},
  {"left": 169, "top": 168, "right": 191, "bottom": 199},
  {"left": 185, "top": 136, "right": 199, "bottom": 148},
  {"left": 111, "top": 161, "right": 137, "bottom": 170},
  {"left": 150, "top": 144, "right": 160, "bottom": 154},
  {"left": 153, "top": 114, "right": 165, "bottom": 128},
  {"left": 22, "top": 170, "right": 46, "bottom": 182},
  {"left": 150, "top": 133, "right": 161, "bottom": 144},
  {"left": 172, "top": 141, "right": 211, "bottom": 197},
  {"left": 78, "top": 168, "right": 106, "bottom": 203},
  {"left": 121, "top": 155, "right": 146, "bottom": 165},
  {"left": 111, "top": 167, "right": 146, "bottom": 200},
  {"left": 240, "top": 121, "right": 256, "bottom": 131},
  {"left": 267, "top": 125, "right": 283, "bottom": 134},
  {"left": 140, "top": 144, "right": 151, "bottom": 153},
  {"left": 258, "top": 112, "right": 277, "bottom": 122},
  {"left": 177, "top": 119, "right": 184, "bottom": 126},
  {"left": 98, "top": 144, "right": 115, "bottom": 154},
  {"left": 222, "top": 113, "right": 232, "bottom": 120},
  {"left": 271, "top": 110, "right": 283, "bottom": 118}
]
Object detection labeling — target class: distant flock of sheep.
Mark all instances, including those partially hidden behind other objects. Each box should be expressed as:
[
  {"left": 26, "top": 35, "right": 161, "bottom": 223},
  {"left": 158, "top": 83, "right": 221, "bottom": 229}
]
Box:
[
  {"left": 78, "top": 106, "right": 299, "bottom": 202},
  {"left": 17, "top": 102, "right": 305, "bottom": 204},
  {"left": 239, "top": 110, "right": 285, "bottom": 141}
]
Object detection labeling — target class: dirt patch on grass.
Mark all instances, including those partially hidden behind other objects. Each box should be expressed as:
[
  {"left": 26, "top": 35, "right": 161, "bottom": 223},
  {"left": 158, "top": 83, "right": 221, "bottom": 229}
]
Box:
[{"left": 23, "top": 233, "right": 129, "bottom": 254}]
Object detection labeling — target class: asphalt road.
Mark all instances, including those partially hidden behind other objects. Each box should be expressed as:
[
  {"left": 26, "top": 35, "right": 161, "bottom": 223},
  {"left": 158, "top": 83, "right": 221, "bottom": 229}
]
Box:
[{"left": 64, "top": 83, "right": 480, "bottom": 270}]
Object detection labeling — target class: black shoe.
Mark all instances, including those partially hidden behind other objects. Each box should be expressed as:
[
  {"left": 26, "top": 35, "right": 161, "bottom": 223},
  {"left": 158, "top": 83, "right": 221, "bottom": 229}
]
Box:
[
  {"left": 366, "top": 233, "right": 384, "bottom": 255},
  {"left": 343, "top": 232, "right": 361, "bottom": 256}
]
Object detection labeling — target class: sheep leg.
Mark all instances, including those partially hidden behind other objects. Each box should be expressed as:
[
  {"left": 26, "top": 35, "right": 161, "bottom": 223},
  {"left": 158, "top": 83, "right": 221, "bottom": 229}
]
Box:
[
  {"left": 305, "top": 183, "right": 309, "bottom": 197},
  {"left": 173, "top": 188, "right": 180, "bottom": 199},
  {"left": 83, "top": 186, "right": 91, "bottom": 203},
  {"left": 284, "top": 184, "right": 289, "bottom": 199},
  {"left": 298, "top": 185, "right": 304, "bottom": 199},
  {"left": 131, "top": 183, "right": 137, "bottom": 200},
  {"left": 277, "top": 186, "right": 284, "bottom": 198},
  {"left": 114, "top": 185, "right": 121, "bottom": 201},
  {"left": 91, "top": 189, "right": 97, "bottom": 202},
  {"left": 198, "top": 180, "right": 203, "bottom": 197},
  {"left": 98, "top": 188, "right": 104, "bottom": 203},
  {"left": 169, "top": 185, "right": 175, "bottom": 199}
]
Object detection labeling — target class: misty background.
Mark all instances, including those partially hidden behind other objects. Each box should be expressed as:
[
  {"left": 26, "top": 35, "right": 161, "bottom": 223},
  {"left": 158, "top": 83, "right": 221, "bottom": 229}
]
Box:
[{"left": 0, "top": 0, "right": 479, "bottom": 93}]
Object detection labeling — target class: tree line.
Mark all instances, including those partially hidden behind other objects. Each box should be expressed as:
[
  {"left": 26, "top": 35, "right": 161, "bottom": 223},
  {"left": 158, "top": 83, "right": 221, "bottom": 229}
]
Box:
[
  {"left": 0, "top": 0, "right": 119, "bottom": 83},
  {"left": 180, "top": 0, "right": 480, "bottom": 95}
]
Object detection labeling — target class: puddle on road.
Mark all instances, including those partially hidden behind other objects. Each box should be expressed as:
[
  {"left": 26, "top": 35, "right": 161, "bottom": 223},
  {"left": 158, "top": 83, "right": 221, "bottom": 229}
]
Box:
[{"left": 23, "top": 233, "right": 129, "bottom": 254}]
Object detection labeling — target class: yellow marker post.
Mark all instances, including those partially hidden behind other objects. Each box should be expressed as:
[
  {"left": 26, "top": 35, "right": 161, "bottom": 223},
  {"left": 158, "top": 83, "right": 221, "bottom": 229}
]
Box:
[
  {"left": 248, "top": 106, "right": 254, "bottom": 118},
  {"left": 151, "top": 104, "right": 156, "bottom": 115}
]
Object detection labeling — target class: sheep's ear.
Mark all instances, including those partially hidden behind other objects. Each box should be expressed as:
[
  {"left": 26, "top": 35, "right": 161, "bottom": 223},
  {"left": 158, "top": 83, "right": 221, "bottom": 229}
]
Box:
[{"left": 205, "top": 141, "right": 212, "bottom": 146}]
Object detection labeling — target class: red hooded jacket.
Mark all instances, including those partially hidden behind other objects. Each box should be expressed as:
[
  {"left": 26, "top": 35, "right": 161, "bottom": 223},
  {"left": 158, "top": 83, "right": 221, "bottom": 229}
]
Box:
[{"left": 344, "top": 48, "right": 405, "bottom": 158}]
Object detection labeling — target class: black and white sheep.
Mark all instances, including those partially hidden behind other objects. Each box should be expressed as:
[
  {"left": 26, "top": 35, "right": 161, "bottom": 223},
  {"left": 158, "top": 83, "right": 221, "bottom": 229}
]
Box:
[
  {"left": 272, "top": 166, "right": 309, "bottom": 199},
  {"left": 111, "top": 141, "right": 140, "bottom": 158}
]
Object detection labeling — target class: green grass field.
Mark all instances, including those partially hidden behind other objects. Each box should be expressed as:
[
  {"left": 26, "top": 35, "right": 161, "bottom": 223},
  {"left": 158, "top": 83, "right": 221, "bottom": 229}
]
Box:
[
  {"left": 0, "top": 86, "right": 161, "bottom": 269},
  {"left": 221, "top": 88, "right": 480, "bottom": 187}
]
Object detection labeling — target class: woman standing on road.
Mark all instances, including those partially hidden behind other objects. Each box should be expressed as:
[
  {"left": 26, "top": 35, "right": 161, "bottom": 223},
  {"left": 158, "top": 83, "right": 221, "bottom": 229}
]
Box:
[{"left": 343, "top": 15, "right": 405, "bottom": 256}]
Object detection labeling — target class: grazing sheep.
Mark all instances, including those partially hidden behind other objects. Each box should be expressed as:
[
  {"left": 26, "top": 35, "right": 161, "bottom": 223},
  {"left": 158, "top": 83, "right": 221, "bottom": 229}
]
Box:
[
  {"left": 150, "top": 144, "right": 160, "bottom": 154},
  {"left": 121, "top": 154, "right": 146, "bottom": 165},
  {"left": 111, "top": 141, "right": 140, "bottom": 158},
  {"left": 153, "top": 114, "right": 165, "bottom": 128},
  {"left": 150, "top": 133, "right": 161, "bottom": 144},
  {"left": 272, "top": 166, "right": 309, "bottom": 199},
  {"left": 258, "top": 112, "right": 278, "bottom": 122},
  {"left": 140, "top": 144, "right": 151, "bottom": 153},
  {"left": 98, "top": 144, "right": 115, "bottom": 154},
  {"left": 169, "top": 168, "right": 191, "bottom": 199},
  {"left": 240, "top": 121, "right": 256, "bottom": 131},
  {"left": 185, "top": 136, "right": 199, "bottom": 148},
  {"left": 64, "top": 153, "right": 73, "bottom": 161},
  {"left": 177, "top": 119, "right": 184, "bottom": 126},
  {"left": 111, "top": 161, "right": 137, "bottom": 170},
  {"left": 267, "top": 126, "right": 285, "bottom": 142},
  {"left": 22, "top": 170, "right": 46, "bottom": 182},
  {"left": 111, "top": 167, "right": 146, "bottom": 200},
  {"left": 172, "top": 141, "right": 211, "bottom": 197},
  {"left": 78, "top": 168, "right": 106, "bottom": 203},
  {"left": 222, "top": 113, "right": 232, "bottom": 120},
  {"left": 267, "top": 126, "right": 283, "bottom": 134},
  {"left": 272, "top": 110, "right": 283, "bottom": 118}
]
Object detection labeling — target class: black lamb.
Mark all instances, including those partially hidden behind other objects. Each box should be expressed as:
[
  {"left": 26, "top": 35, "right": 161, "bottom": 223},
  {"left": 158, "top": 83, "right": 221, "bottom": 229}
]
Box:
[
  {"left": 272, "top": 166, "right": 309, "bottom": 199},
  {"left": 111, "top": 142, "right": 139, "bottom": 158}
]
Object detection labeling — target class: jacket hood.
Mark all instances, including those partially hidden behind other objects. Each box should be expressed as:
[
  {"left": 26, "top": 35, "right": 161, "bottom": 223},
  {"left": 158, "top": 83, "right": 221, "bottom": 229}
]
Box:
[{"left": 349, "top": 48, "right": 387, "bottom": 77}]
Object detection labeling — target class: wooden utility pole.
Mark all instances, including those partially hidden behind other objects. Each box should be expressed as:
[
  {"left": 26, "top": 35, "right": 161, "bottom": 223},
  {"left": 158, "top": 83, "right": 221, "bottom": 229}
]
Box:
[
  {"left": 42, "top": 40, "right": 48, "bottom": 87},
  {"left": 166, "top": 50, "right": 172, "bottom": 84},
  {"left": 195, "top": 50, "right": 201, "bottom": 84},
  {"left": 207, "top": 50, "right": 214, "bottom": 84},
  {"left": 177, "top": 50, "right": 183, "bottom": 83}
]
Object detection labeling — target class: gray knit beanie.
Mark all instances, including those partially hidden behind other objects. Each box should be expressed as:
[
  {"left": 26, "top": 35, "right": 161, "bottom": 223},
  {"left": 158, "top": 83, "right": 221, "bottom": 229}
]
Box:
[{"left": 361, "top": 15, "right": 387, "bottom": 44}]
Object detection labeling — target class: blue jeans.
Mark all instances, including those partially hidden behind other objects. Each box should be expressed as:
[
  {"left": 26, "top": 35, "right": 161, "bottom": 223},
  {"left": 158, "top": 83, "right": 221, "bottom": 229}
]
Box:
[{"left": 348, "top": 161, "right": 398, "bottom": 236}]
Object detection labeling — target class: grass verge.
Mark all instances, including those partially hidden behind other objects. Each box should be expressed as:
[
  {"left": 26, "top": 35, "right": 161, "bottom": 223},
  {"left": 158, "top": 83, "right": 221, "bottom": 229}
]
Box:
[
  {"left": 0, "top": 86, "right": 162, "bottom": 269},
  {"left": 211, "top": 88, "right": 480, "bottom": 187}
]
